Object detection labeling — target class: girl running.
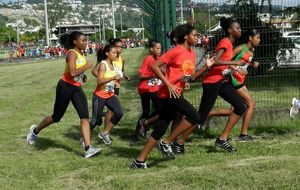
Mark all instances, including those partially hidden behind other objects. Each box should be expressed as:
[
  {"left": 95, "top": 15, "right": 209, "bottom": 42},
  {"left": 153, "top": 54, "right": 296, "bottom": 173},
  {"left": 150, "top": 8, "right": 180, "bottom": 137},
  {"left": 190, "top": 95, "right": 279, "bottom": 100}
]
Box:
[
  {"left": 90, "top": 44, "right": 123, "bottom": 145},
  {"left": 131, "top": 24, "right": 212, "bottom": 169},
  {"left": 173, "top": 17, "right": 247, "bottom": 153},
  {"left": 26, "top": 31, "right": 100, "bottom": 158},
  {"left": 208, "top": 29, "right": 261, "bottom": 141},
  {"left": 104, "top": 39, "right": 130, "bottom": 135},
  {"left": 133, "top": 40, "right": 162, "bottom": 140}
]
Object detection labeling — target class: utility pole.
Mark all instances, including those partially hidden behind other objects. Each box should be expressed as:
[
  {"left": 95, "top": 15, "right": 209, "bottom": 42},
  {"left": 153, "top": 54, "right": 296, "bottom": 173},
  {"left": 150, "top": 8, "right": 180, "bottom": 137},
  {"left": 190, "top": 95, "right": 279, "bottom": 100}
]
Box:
[
  {"left": 142, "top": 17, "right": 145, "bottom": 40},
  {"left": 16, "top": 23, "right": 20, "bottom": 43},
  {"left": 180, "top": 0, "right": 183, "bottom": 24},
  {"left": 208, "top": 8, "right": 211, "bottom": 35},
  {"left": 98, "top": 9, "right": 102, "bottom": 42},
  {"left": 120, "top": 13, "right": 123, "bottom": 37},
  {"left": 190, "top": 0, "right": 194, "bottom": 26},
  {"left": 102, "top": 17, "right": 106, "bottom": 42},
  {"left": 281, "top": 4, "right": 284, "bottom": 32},
  {"left": 111, "top": 0, "right": 116, "bottom": 38},
  {"left": 44, "top": 0, "right": 50, "bottom": 46}
]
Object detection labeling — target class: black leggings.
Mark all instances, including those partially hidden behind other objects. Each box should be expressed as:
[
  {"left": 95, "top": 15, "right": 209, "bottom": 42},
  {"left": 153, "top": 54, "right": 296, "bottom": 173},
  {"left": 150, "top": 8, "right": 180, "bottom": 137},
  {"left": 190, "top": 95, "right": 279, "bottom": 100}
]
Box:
[
  {"left": 198, "top": 81, "right": 246, "bottom": 125},
  {"left": 90, "top": 93, "right": 123, "bottom": 130},
  {"left": 135, "top": 92, "right": 161, "bottom": 133},
  {"left": 151, "top": 97, "right": 200, "bottom": 140},
  {"left": 52, "top": 79, "right": 89, "bottom": 122}
]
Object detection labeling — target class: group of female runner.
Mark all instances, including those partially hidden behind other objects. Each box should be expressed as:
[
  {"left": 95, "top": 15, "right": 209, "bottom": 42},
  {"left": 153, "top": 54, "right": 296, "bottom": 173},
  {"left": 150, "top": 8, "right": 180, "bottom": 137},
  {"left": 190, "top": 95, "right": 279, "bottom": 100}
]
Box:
[
  {"left": 26, "top": 17, "right": 261, "bottom": 167},
  {"left": 131, "top": 17, "right": 260, "bottom": 168},
  {"left": 26, "top": 34, "right": 129, "bottom": 158}
]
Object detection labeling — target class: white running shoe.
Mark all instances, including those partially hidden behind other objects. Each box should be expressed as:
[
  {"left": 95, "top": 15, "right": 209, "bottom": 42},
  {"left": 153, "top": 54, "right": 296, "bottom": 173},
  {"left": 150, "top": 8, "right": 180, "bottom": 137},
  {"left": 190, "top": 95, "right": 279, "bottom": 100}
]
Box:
[
  {"left": 98, "top": 132, "right": 112, "bottom": 145},
  {"left": 289, "top": 97, "right": 299, "bottom": 118},
  {"left": 84, "top": 146, "right": 101, "bottom": 158},
  {"left": 27, "top": 125, "right": 38, "bottom": 145}
]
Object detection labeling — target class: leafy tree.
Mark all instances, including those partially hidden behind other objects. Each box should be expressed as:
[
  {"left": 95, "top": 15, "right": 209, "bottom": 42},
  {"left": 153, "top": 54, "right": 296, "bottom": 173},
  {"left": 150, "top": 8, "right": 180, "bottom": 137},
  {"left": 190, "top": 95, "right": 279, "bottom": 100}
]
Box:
[
  {"left": 209, "top": 0, "right": 293, "bottom": 74},
  {"left": 0, "top": 14, "right": 8, "bottom": 26},
  {"left": 0, "top": 26, "right": 17, "bottom": 44}
]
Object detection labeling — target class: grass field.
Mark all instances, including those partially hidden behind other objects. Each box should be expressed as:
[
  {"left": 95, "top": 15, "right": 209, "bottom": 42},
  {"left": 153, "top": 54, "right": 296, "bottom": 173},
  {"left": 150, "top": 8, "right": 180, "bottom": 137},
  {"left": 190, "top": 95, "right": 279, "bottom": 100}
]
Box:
[{"left": 0, "top": 48, "right": 300, "bottom": 189}]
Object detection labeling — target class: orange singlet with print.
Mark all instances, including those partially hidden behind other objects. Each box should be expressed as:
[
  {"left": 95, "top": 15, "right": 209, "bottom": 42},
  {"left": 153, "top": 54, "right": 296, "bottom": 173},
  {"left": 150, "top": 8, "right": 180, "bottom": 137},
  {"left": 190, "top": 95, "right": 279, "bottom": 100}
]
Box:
[
  {"left": 158, "top": 45, "right": 196, "bottom": 99},
  {"left": 202, "top": 38, "right": 233, "bottom": 83},
  {"left": 61, "top": 49, "right": 87, "bottom": 87}
]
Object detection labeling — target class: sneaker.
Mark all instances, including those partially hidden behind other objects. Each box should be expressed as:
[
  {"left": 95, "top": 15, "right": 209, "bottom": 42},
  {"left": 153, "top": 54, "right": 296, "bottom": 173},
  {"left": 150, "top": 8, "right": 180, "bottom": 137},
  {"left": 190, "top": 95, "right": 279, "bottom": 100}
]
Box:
[
  {"left": 130, "top": 159, "right": 147, "bottom": 169},
  {"left": 27, "top": 125, "right": 38, "bottom": 145},
  {"left": 238, "top": 134, "right": 255, "bottom": 142},
  {"left": 98, "top": 132, "right": 112, "bottom": 145},
  {"left": 157, "top": 140, "right": 175, "bottom": 159},
  {"left": 79, "top": 137, "right": 85, "bottom": 147},
  {"left": 84, "top": 146, "right": 101, "bottom": 158},
  {"left": 290, "top": 97, "right": 299, "bottom": 118},
  {"left": 171, "top": 141, "right": 185, "bottom": 154},
  {"left": 215, "top": 138, "right": 237, "bottom": 152}
]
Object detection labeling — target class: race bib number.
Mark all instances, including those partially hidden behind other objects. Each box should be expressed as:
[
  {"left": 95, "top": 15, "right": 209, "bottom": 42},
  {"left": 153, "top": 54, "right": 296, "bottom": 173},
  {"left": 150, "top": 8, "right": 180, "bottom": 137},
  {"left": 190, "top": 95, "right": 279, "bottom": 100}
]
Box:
[
  {"left": 222, "top": 68, "right": 232, "bottom": 79},
  {"left": 74, "top": 73, "right": 84, "bottom": 83},
  {"left": 147, "top": 78, "right": 159, "bottom": 86},
  {"left": 236, "top": 65, "right": 249, "bottom": 74},
  {"left": 105, "top": 81, "right": 115, "bottom": 92}
]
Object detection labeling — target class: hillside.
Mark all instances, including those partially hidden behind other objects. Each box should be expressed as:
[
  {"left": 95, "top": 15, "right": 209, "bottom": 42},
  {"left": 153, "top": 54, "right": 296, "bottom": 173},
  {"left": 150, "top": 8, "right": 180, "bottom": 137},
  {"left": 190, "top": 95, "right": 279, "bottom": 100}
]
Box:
[{"left": 0, "top": 0, "right": 142, "bottom": 34}]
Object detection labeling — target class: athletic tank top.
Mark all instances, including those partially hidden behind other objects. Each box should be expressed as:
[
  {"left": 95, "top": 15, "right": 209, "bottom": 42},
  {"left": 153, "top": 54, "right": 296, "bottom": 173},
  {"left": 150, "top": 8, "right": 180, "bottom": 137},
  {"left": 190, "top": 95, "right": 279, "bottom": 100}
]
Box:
[
  {"left": 62, "top": 49, "right": 86, "bottom": 87},
  {"left": 113, "top": 56, "right": 123, "bottom": 78},
  {"left": 95, "top": 60, "right": 117, "bottom": 99},
  {"left": 232, "top": 44, "right": 254, "bottom": 83}
]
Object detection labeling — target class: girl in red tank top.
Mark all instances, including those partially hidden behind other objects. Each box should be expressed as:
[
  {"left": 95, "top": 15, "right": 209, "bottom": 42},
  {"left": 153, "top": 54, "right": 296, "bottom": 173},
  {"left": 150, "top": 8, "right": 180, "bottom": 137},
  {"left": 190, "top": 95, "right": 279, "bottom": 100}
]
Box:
[
  {"left": 209, "top": 29, "right": 261, "bottom": 141},
  {"left": 174, "top": 17, "right": 248, "bottom": 153}
]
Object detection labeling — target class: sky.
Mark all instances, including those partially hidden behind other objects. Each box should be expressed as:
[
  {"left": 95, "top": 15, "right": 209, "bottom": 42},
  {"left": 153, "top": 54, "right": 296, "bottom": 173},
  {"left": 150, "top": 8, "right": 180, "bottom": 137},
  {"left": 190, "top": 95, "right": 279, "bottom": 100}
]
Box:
[{"left": 1, "top": 0, "right": 300, "bottom": 6}]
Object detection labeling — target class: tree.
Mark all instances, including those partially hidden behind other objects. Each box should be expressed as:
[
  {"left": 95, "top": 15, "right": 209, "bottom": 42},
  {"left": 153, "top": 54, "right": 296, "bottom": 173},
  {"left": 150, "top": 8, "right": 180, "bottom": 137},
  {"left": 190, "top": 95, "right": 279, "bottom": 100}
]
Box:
[
  {"left": 209, "top": 0, "right": 293, "bottom": 74},
  {"left": 0, "top": 26, "right": 17, "bottom": 44}
]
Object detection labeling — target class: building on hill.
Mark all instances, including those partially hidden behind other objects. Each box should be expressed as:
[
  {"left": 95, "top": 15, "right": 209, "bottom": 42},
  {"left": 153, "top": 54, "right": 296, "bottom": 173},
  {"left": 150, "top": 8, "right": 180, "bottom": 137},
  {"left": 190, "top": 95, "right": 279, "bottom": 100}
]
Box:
[{"left": 55, "top": 24, "right": 101, "bottom": 38}]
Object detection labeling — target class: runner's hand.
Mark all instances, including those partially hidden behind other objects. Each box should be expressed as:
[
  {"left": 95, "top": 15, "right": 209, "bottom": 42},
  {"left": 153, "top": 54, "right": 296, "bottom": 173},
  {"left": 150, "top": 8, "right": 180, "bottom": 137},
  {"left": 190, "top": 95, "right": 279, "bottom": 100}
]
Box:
[
  {"left": 167, "top": 84, "right": 181, "bottom": 99},
  {"left": 252, "top": 61, "right": 259, "bottom": 68}
]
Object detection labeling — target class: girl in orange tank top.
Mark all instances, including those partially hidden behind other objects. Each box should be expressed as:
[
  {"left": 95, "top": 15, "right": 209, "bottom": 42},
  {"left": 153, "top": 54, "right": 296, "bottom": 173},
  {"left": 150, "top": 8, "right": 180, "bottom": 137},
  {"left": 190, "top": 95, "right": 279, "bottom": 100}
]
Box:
[
  {"left": 26, "top": 31, "right": 100, "bottom": 158},
  {"left": 90, "top": 44, "right": 123, "bottom": 146}
]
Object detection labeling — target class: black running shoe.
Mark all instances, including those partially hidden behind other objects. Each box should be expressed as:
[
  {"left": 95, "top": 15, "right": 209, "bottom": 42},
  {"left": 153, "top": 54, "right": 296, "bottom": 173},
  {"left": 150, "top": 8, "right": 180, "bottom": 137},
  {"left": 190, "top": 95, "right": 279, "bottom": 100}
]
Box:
[
  {"left": 215, "top": 138, "right": 237, "bottom": 152},
  {"left": 171, "top": 141, "right": 185, "bottom": 154},
  {"left": 130, "top": 159, "right": 147, "bottom": 169},
  {"left": 238, "top": 134, "right": 255, "bottom": 142},
  {"left": 157, "top": 140, "right": 175, "bottom": 159}
]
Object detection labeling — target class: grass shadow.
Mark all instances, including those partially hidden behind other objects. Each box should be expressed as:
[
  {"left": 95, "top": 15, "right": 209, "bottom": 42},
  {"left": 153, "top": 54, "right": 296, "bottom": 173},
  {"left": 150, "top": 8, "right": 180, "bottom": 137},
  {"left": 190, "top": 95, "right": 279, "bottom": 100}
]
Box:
[
  {"left": 252, "top": 125, "right": 298, "bottom": 136},
  {"left": 147, "top": 157, "right": 172, "bottom": 168},
  {"left": 109, "top": 146, "right": 142, "bottom": 159},
  {"left": 34, "top": 137, "right": 81, "bottom": 156},
  {"left": 63, "top": 125, "right": 81, "bottom": 141},
  {"left": 197, "top": 144, "right": 222, "bottom": 153},
  {"left": 111, "top": 126, "right": 136, "bottom": 141}
]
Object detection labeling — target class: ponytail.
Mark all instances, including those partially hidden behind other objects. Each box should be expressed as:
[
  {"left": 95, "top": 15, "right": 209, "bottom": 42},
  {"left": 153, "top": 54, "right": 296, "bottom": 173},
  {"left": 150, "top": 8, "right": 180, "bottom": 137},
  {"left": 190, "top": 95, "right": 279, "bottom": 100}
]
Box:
[
  {"left": 59, "top": 31, "right": 84, "bottom": 50},
  {"left": 96, "top": 44, "right": 115, "bottom": 63}
]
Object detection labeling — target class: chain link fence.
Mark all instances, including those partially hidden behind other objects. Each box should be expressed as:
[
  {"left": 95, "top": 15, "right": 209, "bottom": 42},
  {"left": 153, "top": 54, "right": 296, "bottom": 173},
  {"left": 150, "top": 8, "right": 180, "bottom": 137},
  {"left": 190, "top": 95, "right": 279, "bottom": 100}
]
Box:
[{"left": 181, "top": 0, "right": 300, "bottom": 111}]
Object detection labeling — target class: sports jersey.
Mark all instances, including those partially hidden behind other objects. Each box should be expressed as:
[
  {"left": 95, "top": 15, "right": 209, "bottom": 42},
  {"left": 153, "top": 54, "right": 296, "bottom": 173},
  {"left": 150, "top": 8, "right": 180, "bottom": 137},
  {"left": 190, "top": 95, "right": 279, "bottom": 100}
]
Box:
[
  {"left": 158, "top": 45, "right": 195, "bottom": 99},
  {"left": 61, "top": 49, "right": 86, "bottom": 87},
  {"left": 203, "top": 38, "right": 232, "bottom": 83},
  {"left": 138, "top": 55, "right": 161, "bottom": 96},
  {"left": 95, "top": 60, "right": 117, "bottom": 99},
  {"left": 231, "top": 44, "right": 254, "bottom": 85}
]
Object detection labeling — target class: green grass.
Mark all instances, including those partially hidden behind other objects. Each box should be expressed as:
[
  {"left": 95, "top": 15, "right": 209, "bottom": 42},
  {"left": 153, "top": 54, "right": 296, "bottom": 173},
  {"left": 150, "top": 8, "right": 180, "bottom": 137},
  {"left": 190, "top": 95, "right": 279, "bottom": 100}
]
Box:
[{"left": 0, "top": 48, "right": 300, "bottom": 189}]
